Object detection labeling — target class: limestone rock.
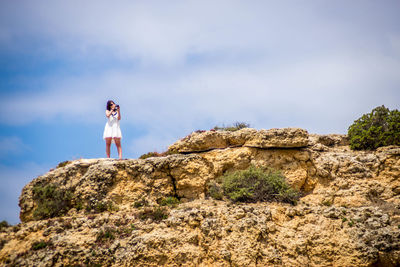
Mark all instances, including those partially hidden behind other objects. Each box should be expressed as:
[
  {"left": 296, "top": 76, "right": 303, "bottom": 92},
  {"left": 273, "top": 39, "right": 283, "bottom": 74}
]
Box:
[
  {"left": 168, "top": 128, "right": 308, "bottom": 153},
  {"left": 168, "top": 128, "right": 258, "bottom": 153},
  {"left": 2, "top": 128, "right": 400, "bottom": 266},
  {"left": 244, "top": 128, "right": 309, "bottom": 148}
]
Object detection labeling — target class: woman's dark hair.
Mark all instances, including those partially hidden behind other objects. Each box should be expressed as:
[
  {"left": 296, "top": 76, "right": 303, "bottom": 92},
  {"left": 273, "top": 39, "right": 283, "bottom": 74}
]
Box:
[{"left": 106, "top": 100, "right": 114, "bottom": 111}]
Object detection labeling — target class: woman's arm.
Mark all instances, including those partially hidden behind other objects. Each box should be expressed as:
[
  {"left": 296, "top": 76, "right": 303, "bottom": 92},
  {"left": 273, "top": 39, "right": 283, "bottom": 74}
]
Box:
[
  {"left": 106, "top": 110, "right": 113, "bottom": 118},
  {"left": 117, "top": 106, "right": 121, "bottom": 120}
]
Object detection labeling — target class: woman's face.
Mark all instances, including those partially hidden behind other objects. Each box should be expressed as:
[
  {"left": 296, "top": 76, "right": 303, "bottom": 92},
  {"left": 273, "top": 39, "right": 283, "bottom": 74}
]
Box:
[{"left": 110, "top": 102, "right": 115, "bottom": 109}]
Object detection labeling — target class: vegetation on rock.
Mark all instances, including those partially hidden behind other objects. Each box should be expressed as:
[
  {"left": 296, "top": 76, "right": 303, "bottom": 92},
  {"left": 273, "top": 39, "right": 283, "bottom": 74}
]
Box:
[
  {"left": 207, "top": 181, "right": 224, "bottom": 200},
  {"left": 213, "top": 122, "right": 250, "bottom": 132},
  {"left": 159, "top": 196, "right": 180, "bottom": 207},
  {"left": 0, "top": 221, "right": 10, "bottom": 231},
  {"left": 31, "top": 240, "right": 52, "bottom": 250},
  {"left": 96, "top": 227, "right": 116, "bottom": 243},
  {"left": 86, "top": 200, "right": 118, "bottom": 213},
  {"left": 348, "top": 105, "right": 400, "bottom": 150},
  {"left": 215, "top": 166, "right": 299, "bottom": 204},
  {"left": 133, "top": 198, "right": 149, "bottom": 208},
  {"left": 0, "top": 239, "right": 6, "bottom": 250},
  {"left": 56, "top": 160, "right": 72, "bottom": 168},
  {"left": 139, "top": 150, "right": 179, "bottom": 159},
  {"left": 137, "top": 206, "right": 169, "bottom": 222},
  {"left": 32, "top": 184, "right": 74, "bottom": 220}
]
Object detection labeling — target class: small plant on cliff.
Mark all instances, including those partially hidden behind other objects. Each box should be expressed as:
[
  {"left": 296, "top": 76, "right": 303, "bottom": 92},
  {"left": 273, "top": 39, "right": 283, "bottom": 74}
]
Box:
[
  {"left": 221, "top": 166, "right": 299, "bottom": 204},
  {"left": 213, "top": 122, "right": 250, "bottom": 132},
  {"left": 56, "top": 160, "right": 72, "bottom": 168},
  {"left": 85, "top": 200, "right": 118, "bottom": 214},
  {"left": 207, "top": 181, "right": 224, "bottom": 200},
  {"left": 159, "top": 196, "right": 180, "bottom": 207},
  {"left": 31, "top": 240, "right": 52, "bottom": 250},
  {"left": 133, "top": 198, "right": 149, "bottom": 208},
  {"left": 32, "top": 184, "right": 74, "bottom": 220},
  {"left": 0, "top": 220, "right": 10, "bottom": 231},
  {"left": 348, "top": 105, "right": 400, "bottom": 150},
  {"left": 139, "top": 150, "right": 179, "bottom": 159},
  {"left": 0, "top": 239, "right": 6, "bottom": 250},
  {"left": 138, "top": 207, "right": 169, "bottom": 222},
  {"left": 96, "top": 227, "right": 116, "bottom": 244},
  {"left": 139, "top": 151, "right": 162, "bottom": 159}
]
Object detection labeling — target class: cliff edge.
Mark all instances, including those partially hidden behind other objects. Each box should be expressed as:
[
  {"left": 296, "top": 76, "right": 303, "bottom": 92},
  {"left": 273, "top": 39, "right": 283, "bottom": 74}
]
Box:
[{"left": 1, "top": 128, "right": 400, "bottom": 266}]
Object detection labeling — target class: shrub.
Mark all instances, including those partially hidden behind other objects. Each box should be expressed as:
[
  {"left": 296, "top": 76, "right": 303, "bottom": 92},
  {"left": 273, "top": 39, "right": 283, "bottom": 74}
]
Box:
[
  {"left": 32, "top": 240, "right": 51, "bottom": 250},
  {"left": 96, "top": 227, "right": 116, "bottom": 243},
  {"left": 213, "top": 122, "right": 250, "bottom": 132},
  {"left": 139, "top": 152, "right": 162, "bottom": 159},
  {"left": 221, "top": 166, "right": 299, "bottom": 204},
  {"left": 133, "top": 198, "right": 149, "bottom": 208},
  {"left": 57, "top": 160, "right": 72, "bottom": 168},
  {"left": 348, "top": 105, "right": 400, "bottom": 150},
  {"left": 321, "top": 199, "right": 332, "bottom": 207},
  {"left": 86, "top": 200, "right": 118, "bottom": 213},
  {"left": 139, "top": 150, "right": 179, "bottom": 159},
  {"left": 0, "top": 220, "right": 10, "bottom": 231},
  {"left": 0, "top": 239, "right": 6, "bottom": 250},
  {"left": 32, "top": 184, "right": 74, "bottom": 220},
  {"left": 207, "top": 182, "right": 224, "bottom": 200},
  {"left": 159, "top": 196, "right": 180, "bottom": 207},
  {"left": 138, "top": 207, "right": 169, "bottom": 222}
]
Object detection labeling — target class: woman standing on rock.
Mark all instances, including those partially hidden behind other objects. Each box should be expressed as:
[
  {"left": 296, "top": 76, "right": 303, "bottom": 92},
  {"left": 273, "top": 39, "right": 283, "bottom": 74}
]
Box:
[{"left": 103, "top": 100, "right": 122, "bottom": 159}]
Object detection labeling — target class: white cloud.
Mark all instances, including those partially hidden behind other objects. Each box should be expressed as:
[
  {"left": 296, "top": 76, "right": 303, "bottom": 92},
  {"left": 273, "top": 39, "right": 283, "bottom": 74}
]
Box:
[
  {"left": 1, "top": 1, "right": 397, "bottom": 65},
  {"left": 1, "top": 0, "right": 400, "bottom": 151},
  {"left": 2, "top": 51, "right": 400, "bottom": 132}
]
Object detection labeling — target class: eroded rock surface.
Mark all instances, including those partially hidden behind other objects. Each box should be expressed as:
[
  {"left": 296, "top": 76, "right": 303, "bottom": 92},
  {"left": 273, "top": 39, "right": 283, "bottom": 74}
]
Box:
[
  {"left": 168, "top": 127, "right": 309, "bottom": 153},
  {"left": 1, "top": 128, "right": 400, "bottom": 266}
]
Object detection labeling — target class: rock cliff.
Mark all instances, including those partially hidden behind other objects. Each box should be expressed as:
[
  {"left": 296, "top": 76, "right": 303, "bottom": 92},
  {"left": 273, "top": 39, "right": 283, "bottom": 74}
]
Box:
[{"left": 1, "top": 128, "right": 400, "bottom": 266}]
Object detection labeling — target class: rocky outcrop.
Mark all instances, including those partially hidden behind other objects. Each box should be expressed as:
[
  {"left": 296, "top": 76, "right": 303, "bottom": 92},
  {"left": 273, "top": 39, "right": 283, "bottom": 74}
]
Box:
[
  {"left": 168, "top": 127, "right": 309, "bottom": 152},
  {"left": 1, "top": 128, "right": 400, "bottom": 266}
]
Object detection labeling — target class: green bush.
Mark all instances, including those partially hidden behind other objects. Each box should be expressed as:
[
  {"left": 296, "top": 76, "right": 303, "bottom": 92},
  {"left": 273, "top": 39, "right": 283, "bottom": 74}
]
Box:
[
  {"left": 32, "top": 240, "right": 51, "bottom": 250},
  {"left": 32, "top": 184, "right": 74, "bottom": 220},
  {"left": 207, "top": 181, "right": 224, "bottom": 200},
  {"left": 213, "top": 122, "right": 250, "bottom": 132},
  {"left": 0, "top": 220, "right": 10, "bottom": 231},
  {"left": 159, "top": 196, "right": 180, "bottom": 207},
  {"left": 138, "top": 207, "right": 169, "bottom": 222},
  {"left": 139, "top": 150, "right": 179, "bottom": 159},
  {"left": 57, "top": 160, "right": 72, "bottom": 168},
  {"left": 221, "top": 166, "right": 299, "bottom": 204},
  {"left": 133, "top": 198, "right": 149, "bottom": 208},
  {"left": 84, "top": 200, "right": 118, "bottom": 214},
  {"left": 348, "top": 105, "right": 400, "bottom": 150},
  {"left": 0, "top": 239, "right": 6, "bottom": 250},
  {"left": 96, "top": 227, "right": 116, "bottom": 243},
  {"left": 139, "top": 151, "right": 162, "bottom": 159}
]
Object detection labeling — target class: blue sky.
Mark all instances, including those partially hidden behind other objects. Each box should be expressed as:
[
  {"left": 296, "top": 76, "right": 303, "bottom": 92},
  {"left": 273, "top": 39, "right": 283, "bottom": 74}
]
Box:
[{"left": 1, "top": 0, "right": 400, "bottom": 224}]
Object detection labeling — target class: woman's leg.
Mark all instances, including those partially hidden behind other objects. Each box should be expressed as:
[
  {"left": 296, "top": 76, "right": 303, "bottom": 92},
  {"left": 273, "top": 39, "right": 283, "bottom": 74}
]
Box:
[
  {"left": 105, "top": 138, "right": 112, "bottom": 158},
  {"left": 114, "top": 138, "right": 122, "bottom": 159}
]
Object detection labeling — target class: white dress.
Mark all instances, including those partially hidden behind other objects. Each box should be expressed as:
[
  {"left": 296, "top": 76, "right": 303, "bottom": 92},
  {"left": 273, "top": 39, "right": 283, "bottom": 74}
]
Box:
[{"left": 103, "top": 111, "right": 122, "bottom": 141}]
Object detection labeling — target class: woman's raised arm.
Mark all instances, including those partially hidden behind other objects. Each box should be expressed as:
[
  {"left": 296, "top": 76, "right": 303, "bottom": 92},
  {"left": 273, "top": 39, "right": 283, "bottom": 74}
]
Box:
[{"left": 106, "top": 110, "right": 113, "bottom": 118}]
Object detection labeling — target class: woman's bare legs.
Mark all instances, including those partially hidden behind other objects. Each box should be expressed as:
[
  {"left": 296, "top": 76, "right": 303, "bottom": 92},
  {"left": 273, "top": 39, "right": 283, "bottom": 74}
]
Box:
[
  {"left": 114, "top": 138, "right": 122, "bottom": 159},
  {"left": 105, "top": 138, "right": 112, "bottom": 158}
]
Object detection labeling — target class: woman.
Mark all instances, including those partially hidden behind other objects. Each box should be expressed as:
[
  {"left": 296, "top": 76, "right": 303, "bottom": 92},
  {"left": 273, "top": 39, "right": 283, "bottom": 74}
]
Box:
[{"left": 103, "top": 100, "right": 122, "bottom": 159}]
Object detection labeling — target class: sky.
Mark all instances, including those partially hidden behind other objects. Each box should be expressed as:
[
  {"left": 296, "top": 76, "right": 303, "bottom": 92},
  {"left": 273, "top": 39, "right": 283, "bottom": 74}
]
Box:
[{"left": 1, "top": 0, "right": 399, "bottom": 224}]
